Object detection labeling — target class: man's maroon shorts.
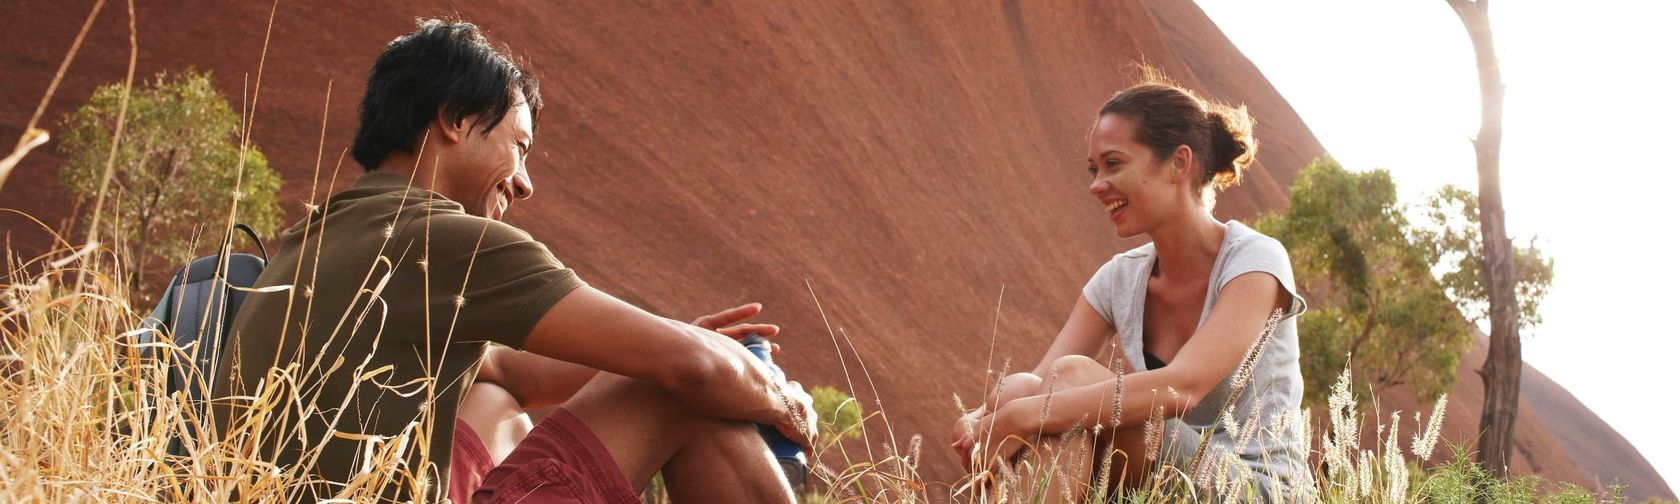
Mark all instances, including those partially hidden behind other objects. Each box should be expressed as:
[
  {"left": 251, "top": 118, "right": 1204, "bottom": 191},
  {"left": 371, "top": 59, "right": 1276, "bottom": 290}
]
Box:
[{"left": 449, "top": 408, "right": 640, "bottom": 503}]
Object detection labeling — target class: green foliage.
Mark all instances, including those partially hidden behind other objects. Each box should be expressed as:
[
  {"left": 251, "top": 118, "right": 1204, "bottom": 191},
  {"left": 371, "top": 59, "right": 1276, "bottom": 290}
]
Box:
[
  {"left": 1415, "top": 445, "right": 1540, "bottom": 503},
  {"left": 1415, "top": 185, "right": 1555, "bottom": 330},
  {"left": 1411, "top": 443, "right": 1623, "bottom": 503},
  {"left": 57, "top": 70, "right": 282, "bottom": 293},
  {"left": 810, "top": 385, "right": 862, "bottom": 441},
  {"left": 1257, "top": 157, "right": 1466, "bottom": 403}
]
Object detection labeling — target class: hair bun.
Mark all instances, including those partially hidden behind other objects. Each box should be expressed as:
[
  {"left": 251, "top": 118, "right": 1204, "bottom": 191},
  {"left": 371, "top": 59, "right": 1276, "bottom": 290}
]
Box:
[
  {"left": 1204, "top": 106, "right": 1255, "bottom": 191},
  {"left": 1098, "top": 73, "right": 1258, "bottom": 204}
]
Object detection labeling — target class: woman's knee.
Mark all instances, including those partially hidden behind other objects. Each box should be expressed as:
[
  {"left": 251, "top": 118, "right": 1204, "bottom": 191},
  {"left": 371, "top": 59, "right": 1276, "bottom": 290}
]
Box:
[
  {"left": 1042, "top": 355, "right": 1113, "bottom": 393},
  {"left": 993, "top": 372, "right": 1043, "bottom": 402}
]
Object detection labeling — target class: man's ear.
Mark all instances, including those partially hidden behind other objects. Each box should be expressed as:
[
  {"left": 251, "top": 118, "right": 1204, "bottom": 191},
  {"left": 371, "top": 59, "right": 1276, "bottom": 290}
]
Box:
[{"left": 435, "top": 107, "right": 466, "bottom": 145}]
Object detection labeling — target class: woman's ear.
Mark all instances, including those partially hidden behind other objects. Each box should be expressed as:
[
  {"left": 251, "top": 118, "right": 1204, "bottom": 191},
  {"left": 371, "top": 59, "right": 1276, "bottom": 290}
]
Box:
[{"left": 1170, "top": 145, "right": 1195, "bottom": 182}]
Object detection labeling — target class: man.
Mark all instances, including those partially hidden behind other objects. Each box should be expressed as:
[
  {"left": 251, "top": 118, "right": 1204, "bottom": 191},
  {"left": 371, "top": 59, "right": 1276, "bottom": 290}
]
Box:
[{"left": 212, "top": 19, "right": 815, "bottom": 503}]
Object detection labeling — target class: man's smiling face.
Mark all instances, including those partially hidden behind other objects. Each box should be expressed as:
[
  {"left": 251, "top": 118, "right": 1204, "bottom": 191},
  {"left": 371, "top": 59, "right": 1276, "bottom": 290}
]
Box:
[{"left": 443, "top": 100, "right": 534, "bottom": 220}]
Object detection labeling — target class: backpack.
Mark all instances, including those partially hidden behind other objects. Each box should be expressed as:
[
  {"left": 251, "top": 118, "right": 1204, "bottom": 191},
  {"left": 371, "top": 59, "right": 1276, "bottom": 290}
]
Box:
[{"left": 138, "top": 223, "right": 267, "bottom": 457}]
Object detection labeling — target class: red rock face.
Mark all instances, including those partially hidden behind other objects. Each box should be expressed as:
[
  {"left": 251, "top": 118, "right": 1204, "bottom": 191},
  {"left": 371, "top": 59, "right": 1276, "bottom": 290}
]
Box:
[{"left": 0, "top": 1, "right": 1667, "bottom": 497}]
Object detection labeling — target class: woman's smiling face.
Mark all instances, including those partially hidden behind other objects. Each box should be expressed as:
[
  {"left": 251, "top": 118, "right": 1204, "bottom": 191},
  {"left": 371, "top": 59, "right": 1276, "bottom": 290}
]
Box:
[{"left": 1086, "top": 113, "right": 1179, "bottom": 239}]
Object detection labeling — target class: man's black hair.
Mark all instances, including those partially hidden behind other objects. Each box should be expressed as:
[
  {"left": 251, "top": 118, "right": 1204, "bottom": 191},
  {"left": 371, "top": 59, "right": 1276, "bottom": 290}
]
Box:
[{"left": 351, "top": 19, "right": 541, "bottom": 171}]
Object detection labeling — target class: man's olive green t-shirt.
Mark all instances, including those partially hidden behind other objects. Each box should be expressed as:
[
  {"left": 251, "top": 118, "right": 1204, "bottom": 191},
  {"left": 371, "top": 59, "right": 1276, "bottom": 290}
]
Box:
[{"left": 212, "top": 171, "right": 583, "bottom": 500}]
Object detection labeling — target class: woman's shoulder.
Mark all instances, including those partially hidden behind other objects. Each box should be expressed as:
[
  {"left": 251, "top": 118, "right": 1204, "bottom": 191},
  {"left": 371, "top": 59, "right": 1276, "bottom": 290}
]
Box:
[
  {"left": 1216, "top": 220, "right": 1301, "bottom": 291},
  {"left": 1222, "top": 221, "right": 1290, "bottom": 262},
  {"left": 1090, "top": 240, "right": 1153, "bottom": 277},
  {"left": 1084, "top": 242, "right": 1154, "bottom": 324},
  {"left": 1093, "top": 242, "right": 1155, "bottom": 276},
  {"left": 1115, "top": 241, "right": 1156, "bottom": 261}
]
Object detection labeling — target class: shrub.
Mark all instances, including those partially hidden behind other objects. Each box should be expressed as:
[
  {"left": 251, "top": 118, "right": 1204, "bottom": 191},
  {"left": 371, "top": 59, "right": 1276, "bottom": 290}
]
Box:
[{"left": 57, "top": 69, "right": 281, "bottom": 299}]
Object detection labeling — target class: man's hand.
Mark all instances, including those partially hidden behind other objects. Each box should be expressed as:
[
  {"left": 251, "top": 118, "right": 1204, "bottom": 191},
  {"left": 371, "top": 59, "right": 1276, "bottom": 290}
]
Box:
[
  {"left": 692, "top": 302, "right": 781, "bottom": 343},
  {"left": 524, "top": 288, "right": 805, "bottom": 435},
  {"left": 693, "top": 302, "right": 814, "bottom": 451},
  {"left": 775, "top": 380, "right": 820, "bottom": 452}
]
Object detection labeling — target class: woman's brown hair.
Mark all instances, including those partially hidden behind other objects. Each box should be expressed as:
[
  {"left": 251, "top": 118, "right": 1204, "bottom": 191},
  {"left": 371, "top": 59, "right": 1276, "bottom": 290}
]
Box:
[{"left": 1098, "top": 76, "right": 1256, "bottom": 199}]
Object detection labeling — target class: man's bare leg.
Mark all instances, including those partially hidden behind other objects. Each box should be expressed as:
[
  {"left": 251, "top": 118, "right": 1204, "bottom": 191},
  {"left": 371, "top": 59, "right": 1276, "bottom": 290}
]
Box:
[
  {"left": 562, "top": 372, "right": 795, "bottom": 503},
  {"left": 459, "top": 348, "right": 600, "bottom": 463},
  {"left": 461, "top": 346, "right": 794, "bottom": 502},
  {"left": 459, "top": 382, "right": 534, "bottom": 463},
  {"left": 463, "top": 372, "right": 794, "bottom": 502}
]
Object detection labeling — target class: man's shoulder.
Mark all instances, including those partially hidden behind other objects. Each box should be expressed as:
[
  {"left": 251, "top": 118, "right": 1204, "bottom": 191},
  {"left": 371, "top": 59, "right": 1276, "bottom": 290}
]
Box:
[
  {"left": 284, "top": 175, "right": 552, "bottom": 269},
  {"left": 398, "top": 204, "right": 536, "bottom": 246},
  {"left": 325, "top": 179, "right": 521, "bottom": 244}
]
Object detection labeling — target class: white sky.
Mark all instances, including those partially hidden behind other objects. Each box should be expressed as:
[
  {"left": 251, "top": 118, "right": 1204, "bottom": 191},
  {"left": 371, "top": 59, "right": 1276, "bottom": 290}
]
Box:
[{"left": 1196, "top": 0, "right": 1680, "bottom": 490}]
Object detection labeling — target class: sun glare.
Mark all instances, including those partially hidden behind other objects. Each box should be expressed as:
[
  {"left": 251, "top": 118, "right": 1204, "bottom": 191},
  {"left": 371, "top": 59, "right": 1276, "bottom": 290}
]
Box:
[{"left": 1198, "top": 0, "right": 1680, "bottom": 491}]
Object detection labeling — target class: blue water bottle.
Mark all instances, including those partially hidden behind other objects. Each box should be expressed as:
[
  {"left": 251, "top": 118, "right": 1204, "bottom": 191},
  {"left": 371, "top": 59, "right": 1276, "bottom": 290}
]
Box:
[{"left": 740, "top": 333, "right": 810, "bottom": 485}]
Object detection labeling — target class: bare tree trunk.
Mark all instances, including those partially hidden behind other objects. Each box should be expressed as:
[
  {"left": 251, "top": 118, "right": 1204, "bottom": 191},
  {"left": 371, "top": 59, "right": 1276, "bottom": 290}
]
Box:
[{"left": 1446, "top": 0, "right": 1521, "bottom": 478}]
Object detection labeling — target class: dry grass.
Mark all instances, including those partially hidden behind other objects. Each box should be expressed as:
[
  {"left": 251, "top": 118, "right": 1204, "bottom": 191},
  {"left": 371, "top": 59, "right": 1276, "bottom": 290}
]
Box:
[
  {"left": 1, "top": 253, "right": 1628, "bottom": 503},
  {"left": 3, "top": 4, "right": 445, "bottom": 500},
  {"left": 0, "top": 218, "right": 451, "bottom": 503}
]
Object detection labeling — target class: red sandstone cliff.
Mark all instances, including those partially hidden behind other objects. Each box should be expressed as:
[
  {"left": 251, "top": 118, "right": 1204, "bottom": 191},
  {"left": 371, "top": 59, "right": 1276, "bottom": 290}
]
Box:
[{"left": 0, "top": 0, "right": 1668, "bottom": 498}]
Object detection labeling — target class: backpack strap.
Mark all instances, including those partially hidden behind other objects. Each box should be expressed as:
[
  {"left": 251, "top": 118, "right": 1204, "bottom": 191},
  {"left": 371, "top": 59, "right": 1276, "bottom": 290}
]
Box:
[{"left": 230, "top": 223, "right": 267, "bottom": 262}]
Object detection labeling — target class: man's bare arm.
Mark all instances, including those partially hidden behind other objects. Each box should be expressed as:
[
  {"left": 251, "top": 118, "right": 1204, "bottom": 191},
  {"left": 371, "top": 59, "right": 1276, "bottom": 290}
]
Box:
[
  {"left": 515, "top": 285, "right": 816, "bottom": 446},
  {"left": 475, "top": 346, "right": 598, "bottom": 409},
  {"left": 478, "top": 301, "right": 781, "bottom": 409}
]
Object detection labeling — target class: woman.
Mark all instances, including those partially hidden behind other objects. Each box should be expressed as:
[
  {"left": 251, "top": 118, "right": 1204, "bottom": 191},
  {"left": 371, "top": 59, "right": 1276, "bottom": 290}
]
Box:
[{"left": 951, "top": 79, "right": 1311, "bottom": 501}]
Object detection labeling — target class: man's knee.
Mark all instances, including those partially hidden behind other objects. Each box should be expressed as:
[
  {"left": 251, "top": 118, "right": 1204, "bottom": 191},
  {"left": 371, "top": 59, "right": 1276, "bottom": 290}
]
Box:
[
  {"left": 461, "top": 382, "right": 535, "bottom": 464},
  {"left": 689, "top": 410, "right": 764, "bottom": 441},
  {"left": 461, "top": 382, "right": 528, "bottom": 427},
  {"left": 580, "top": 371, "right": 667, "bottom": 403},
  {"left": 567, "top": 372, "right": 703, "bottom": 432}
]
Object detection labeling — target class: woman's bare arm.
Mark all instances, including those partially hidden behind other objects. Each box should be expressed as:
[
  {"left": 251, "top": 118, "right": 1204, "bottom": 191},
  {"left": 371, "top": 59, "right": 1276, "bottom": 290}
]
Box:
[
  {"left": 1032, "top": 296, "right": 1120, "bottom": 377},
  {"left": 976, "top": 272, "right": 1289, "bottom": 458}
]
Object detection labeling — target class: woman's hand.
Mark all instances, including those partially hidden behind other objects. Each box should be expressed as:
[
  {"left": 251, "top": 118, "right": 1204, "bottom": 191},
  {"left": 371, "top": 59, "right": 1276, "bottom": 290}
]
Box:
[
  {"left": 953, "top": 401, "right": 1030, "bottom": 472},
  {"left": 950, "top": 407, "right": 983, "bottom": 457}
]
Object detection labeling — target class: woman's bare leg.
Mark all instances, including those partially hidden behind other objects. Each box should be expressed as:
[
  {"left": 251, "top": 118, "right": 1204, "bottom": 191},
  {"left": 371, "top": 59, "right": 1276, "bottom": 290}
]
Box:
[
  {"left": 957, "top": 371, "right": 1043, "bottom": 455},
  {"left": 1020, "top": 355, "right": 1153, "bottom": 502},
  {"left": 1100, "top": 423, "right": 1153, "bottom": 493}
]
